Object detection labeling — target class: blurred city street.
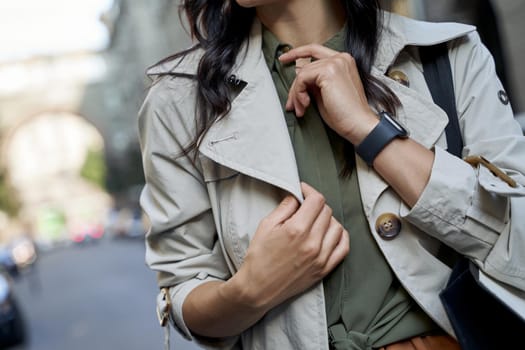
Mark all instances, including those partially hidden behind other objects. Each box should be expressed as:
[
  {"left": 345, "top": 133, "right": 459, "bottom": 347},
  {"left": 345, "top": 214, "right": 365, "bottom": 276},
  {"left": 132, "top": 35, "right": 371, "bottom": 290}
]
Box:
[{"left": 9, "top": 239, "right": 199, "bottom": 350}]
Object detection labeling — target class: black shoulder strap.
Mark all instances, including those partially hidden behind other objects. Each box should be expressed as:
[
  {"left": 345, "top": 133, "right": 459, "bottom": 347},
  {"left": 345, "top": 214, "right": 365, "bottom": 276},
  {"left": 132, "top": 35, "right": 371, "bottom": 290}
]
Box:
[
  {"left": 420, "top": 43, "right": 463, "bottom": 268},
  {"left": 420, "top": 43, "right": 464, "bottom": 158}
]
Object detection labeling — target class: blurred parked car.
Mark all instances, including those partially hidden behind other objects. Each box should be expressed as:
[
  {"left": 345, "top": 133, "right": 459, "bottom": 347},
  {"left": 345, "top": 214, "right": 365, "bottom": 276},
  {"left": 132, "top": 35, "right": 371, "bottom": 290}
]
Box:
[{"left": 0, "top": 269, "right": 26, "bottom": 347}]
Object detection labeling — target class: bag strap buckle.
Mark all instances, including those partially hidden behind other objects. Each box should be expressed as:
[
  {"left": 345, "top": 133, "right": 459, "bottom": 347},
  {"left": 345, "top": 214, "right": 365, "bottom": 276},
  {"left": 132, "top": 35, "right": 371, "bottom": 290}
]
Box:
[
  {"left": 464, "top": 155, "right": 517, "bottom": 188},
  {"left": 157, "top": 287, "right": 172, "bottom": 327}
]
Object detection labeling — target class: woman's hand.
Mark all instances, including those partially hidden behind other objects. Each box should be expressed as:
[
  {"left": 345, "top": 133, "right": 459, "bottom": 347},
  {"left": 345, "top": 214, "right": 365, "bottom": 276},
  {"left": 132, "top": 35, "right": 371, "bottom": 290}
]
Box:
[
  {"left": 230, "top": 182, "right": 350, "bottom": 312},
  {"left": 279, "top": 45, "right": 435, "bottom": 206},
  {"left": 279, "top": 44, "right": 378, "bottom": 145},
  {"left": 183, "top": 183, "right": 349, "bottom": 338}
]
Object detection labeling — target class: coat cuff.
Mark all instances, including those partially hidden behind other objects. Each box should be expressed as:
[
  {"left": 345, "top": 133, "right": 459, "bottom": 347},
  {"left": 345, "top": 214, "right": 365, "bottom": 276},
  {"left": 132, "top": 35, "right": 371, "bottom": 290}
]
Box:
[
  {"left": 401, "top": 146, "right": 505, "bottom": 261},
  {"left": 157, "top": 275, "right": 239, "bottom": 349}
]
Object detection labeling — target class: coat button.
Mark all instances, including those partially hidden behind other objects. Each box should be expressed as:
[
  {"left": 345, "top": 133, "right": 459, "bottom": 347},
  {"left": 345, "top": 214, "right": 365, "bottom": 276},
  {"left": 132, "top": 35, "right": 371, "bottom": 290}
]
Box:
[
  {"left": 375, "top": 213, "right": 402, "bottom": 240},
  {"left": 387, "top": 70, "right": 410, "bottom": 87},
  {"left": 276, "top": 44, "right": 292, "bottom": 57}
]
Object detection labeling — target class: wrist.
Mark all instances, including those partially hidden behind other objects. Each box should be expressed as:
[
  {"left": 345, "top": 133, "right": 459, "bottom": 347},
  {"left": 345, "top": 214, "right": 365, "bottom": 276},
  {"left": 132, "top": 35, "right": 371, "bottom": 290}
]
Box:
[
  {"left": 221, "top": 269, "right": 270, "bottom": 313},
  {"left": 355, "top": 111, "right": 410, "bottom": 166},
  {"left": 342, "top": 111, "right": 380, "bottom": 145}
]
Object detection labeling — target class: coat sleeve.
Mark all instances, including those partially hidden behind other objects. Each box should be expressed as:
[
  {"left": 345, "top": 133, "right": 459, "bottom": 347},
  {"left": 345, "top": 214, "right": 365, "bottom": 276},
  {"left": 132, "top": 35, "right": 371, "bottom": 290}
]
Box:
[
  {"left": 402, "top": 31, "right": 525, "bottom": 290},
  {"left": 138, "top": 78, "right": 237, "bottom": 347}
]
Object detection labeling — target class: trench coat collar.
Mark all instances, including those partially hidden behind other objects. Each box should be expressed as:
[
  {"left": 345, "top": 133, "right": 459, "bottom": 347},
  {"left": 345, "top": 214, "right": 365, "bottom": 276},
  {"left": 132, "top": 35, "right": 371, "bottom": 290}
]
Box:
[
  {"left": 374, "top": 13, "right": 475, "bottom": 73},
  {"left": 146, "top": 14, "right": 475, "bottom": 205}
]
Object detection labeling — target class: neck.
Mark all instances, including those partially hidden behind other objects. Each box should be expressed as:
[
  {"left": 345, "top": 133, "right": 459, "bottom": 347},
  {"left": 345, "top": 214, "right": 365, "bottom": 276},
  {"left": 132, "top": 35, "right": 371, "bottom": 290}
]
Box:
[{"left": 256, "top": 0, "right": 346, "bottom": 47}]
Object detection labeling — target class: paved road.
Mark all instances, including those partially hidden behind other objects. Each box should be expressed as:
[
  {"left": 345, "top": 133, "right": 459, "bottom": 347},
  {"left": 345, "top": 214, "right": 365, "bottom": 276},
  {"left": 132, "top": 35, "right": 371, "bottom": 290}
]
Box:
[{"left": 9, "top": 238, "right": 200, "bottom": 350}]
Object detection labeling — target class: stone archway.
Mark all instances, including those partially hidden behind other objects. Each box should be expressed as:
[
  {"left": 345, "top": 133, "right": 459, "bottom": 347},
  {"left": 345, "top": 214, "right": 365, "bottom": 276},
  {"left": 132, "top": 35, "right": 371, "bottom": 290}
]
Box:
[{"left": 1, "top": 111, "right": 112, "bottom": 243}]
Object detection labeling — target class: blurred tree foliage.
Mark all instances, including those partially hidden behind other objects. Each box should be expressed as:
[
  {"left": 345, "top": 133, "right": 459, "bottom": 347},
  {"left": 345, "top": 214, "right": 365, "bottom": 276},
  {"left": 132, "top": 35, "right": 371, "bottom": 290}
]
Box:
[
  {"left": 0, "top": 168, "right": 20, "bottom": 216},
  {"left": 80, "top": 148, "right": 107, "bottom": 188}
]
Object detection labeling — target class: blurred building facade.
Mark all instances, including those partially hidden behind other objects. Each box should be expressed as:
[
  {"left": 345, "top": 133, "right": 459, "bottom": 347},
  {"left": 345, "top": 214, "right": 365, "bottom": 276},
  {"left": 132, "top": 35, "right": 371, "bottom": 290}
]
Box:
[
  {"left": 0, "top": 0, "right": 189, "bottom": 242},
  {"left": 0, "top": 0, "right": 523, "bottom": 243}
]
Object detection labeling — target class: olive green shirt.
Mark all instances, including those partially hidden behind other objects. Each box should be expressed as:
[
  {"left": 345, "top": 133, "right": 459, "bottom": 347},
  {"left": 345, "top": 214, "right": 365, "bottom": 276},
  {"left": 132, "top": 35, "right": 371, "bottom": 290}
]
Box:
[{"left": 262, "top": 27, "right": 441, "bottom": 350}]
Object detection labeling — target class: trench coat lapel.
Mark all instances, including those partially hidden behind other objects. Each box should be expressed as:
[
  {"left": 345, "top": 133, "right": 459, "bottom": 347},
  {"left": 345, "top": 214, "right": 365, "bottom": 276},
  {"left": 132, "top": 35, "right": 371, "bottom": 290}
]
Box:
[{"left": 199, "top": 21, "right": 303, "bottom": 201}]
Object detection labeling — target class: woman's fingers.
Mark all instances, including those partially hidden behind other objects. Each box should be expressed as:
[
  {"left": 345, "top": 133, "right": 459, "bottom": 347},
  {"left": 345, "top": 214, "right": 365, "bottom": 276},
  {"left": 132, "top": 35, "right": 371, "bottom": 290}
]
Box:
[
  {"left": 322, "top": 226, "right": 350, "bottom": 274},
  {"left": 281, "top": 45, "right": 343, "bottom": 115},
  {"left": 264, "top": 195, "right": 300, "bottom": 226},
  {"left": 294, "top": 183, "right": 345, "bottom": 268},
  {"left": 279, "top": 43, "right": 338, "bottom": 63},
  {"left": 285, "top": 182, "right": 326, "bottom": 235},
  {"left": 308, "top": 204, "right": 333, "bottom": 249},
  {"left": 285, "top": 63, "right": 325, "bottom": 116},
  {"left": 245, "top": 181, "right": 349, "bottom": 309},
  {"left": 317, "top": 217, "right": 346, "bottom": 266}
]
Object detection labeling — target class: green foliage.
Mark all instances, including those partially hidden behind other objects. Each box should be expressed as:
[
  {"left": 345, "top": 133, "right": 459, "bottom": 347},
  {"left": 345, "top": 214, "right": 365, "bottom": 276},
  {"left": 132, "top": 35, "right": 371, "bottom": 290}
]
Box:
[
  {"left": 0, "top": 169, "right": 20, "bottom": 216},
  {"left": 80, "top": 148, "right": 107, "bottom": 188}
]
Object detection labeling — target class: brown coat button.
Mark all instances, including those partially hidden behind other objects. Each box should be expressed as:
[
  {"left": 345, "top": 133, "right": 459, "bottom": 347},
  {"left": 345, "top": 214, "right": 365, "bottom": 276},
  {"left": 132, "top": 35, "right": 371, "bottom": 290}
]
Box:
[
  {"left": 375, "top": 213, "right": 402, "bottom": 239},
  {"left": 387, "top": 70, "right": 410, "bottom": 87}
]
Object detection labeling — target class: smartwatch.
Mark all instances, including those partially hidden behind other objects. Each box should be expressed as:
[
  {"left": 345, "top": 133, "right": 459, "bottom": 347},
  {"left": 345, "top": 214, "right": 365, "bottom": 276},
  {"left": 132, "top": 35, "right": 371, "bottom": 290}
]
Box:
[{"left": 356, "top": 111, "right": 409, "bottom": 166}]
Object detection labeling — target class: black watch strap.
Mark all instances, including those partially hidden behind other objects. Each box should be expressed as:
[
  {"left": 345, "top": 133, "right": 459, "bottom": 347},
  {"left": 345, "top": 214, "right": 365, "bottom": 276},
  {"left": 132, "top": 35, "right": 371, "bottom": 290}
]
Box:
[{"left": 356, "top": 112, "right": 408, "bottom": 166}]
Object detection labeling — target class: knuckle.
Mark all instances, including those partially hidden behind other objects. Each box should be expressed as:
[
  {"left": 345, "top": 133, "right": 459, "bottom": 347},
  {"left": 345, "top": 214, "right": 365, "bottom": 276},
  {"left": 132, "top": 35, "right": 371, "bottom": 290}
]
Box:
[
  {"left": 312, "top": 266, "right": 325, "bottom": 279},
  {"left": 330, "top": 217, "right": 341, "bottom": 230},
  {"left": 288, "top": 227, "right": 301, "bottom": 237},
  {"left": 320, "top": 264, "right": 332, "bottom": 278},
  {"left": 340, "top": 52, "right": 354, "bottom": 62},
  {"left": 312, "top": 192, "right": 326, "bottom": 206},
  {"left": 309, "top": 43, "right": 321, "bottom": 51},
  {"left": 325, "top": 62, "right": 338, "bottom": 76},
  {"left": 287, "top": 223, "right": 306, "bottom": 237},
  {"left": 301, "top": 242, "right": 319, "bottom": 258},
  {"left": 313, "top": 257, "right": 325, "bottom": 270},
  {"left": 334, "top": 55, "right": 346, "bottom": 65}
]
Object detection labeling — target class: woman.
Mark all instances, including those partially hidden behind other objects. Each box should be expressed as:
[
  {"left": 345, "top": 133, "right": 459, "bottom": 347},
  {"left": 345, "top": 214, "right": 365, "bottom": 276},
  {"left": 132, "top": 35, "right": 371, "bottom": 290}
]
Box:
[{"left": 139, "top": 1, "right": 525, "bottom": 349}]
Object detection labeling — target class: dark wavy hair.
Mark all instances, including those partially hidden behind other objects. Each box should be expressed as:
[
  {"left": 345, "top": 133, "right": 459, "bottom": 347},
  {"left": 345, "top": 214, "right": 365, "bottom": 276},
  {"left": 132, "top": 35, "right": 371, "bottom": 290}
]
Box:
[{"left": 164, "top": 0, "right": 400, "bottom": 171}]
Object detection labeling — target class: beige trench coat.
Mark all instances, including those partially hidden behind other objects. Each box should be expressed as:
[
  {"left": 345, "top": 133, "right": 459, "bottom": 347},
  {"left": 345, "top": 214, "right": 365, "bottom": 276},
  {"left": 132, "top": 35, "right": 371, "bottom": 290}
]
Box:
[{"left": 139, "top": 13, "right": 525, "bottom": 350}]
